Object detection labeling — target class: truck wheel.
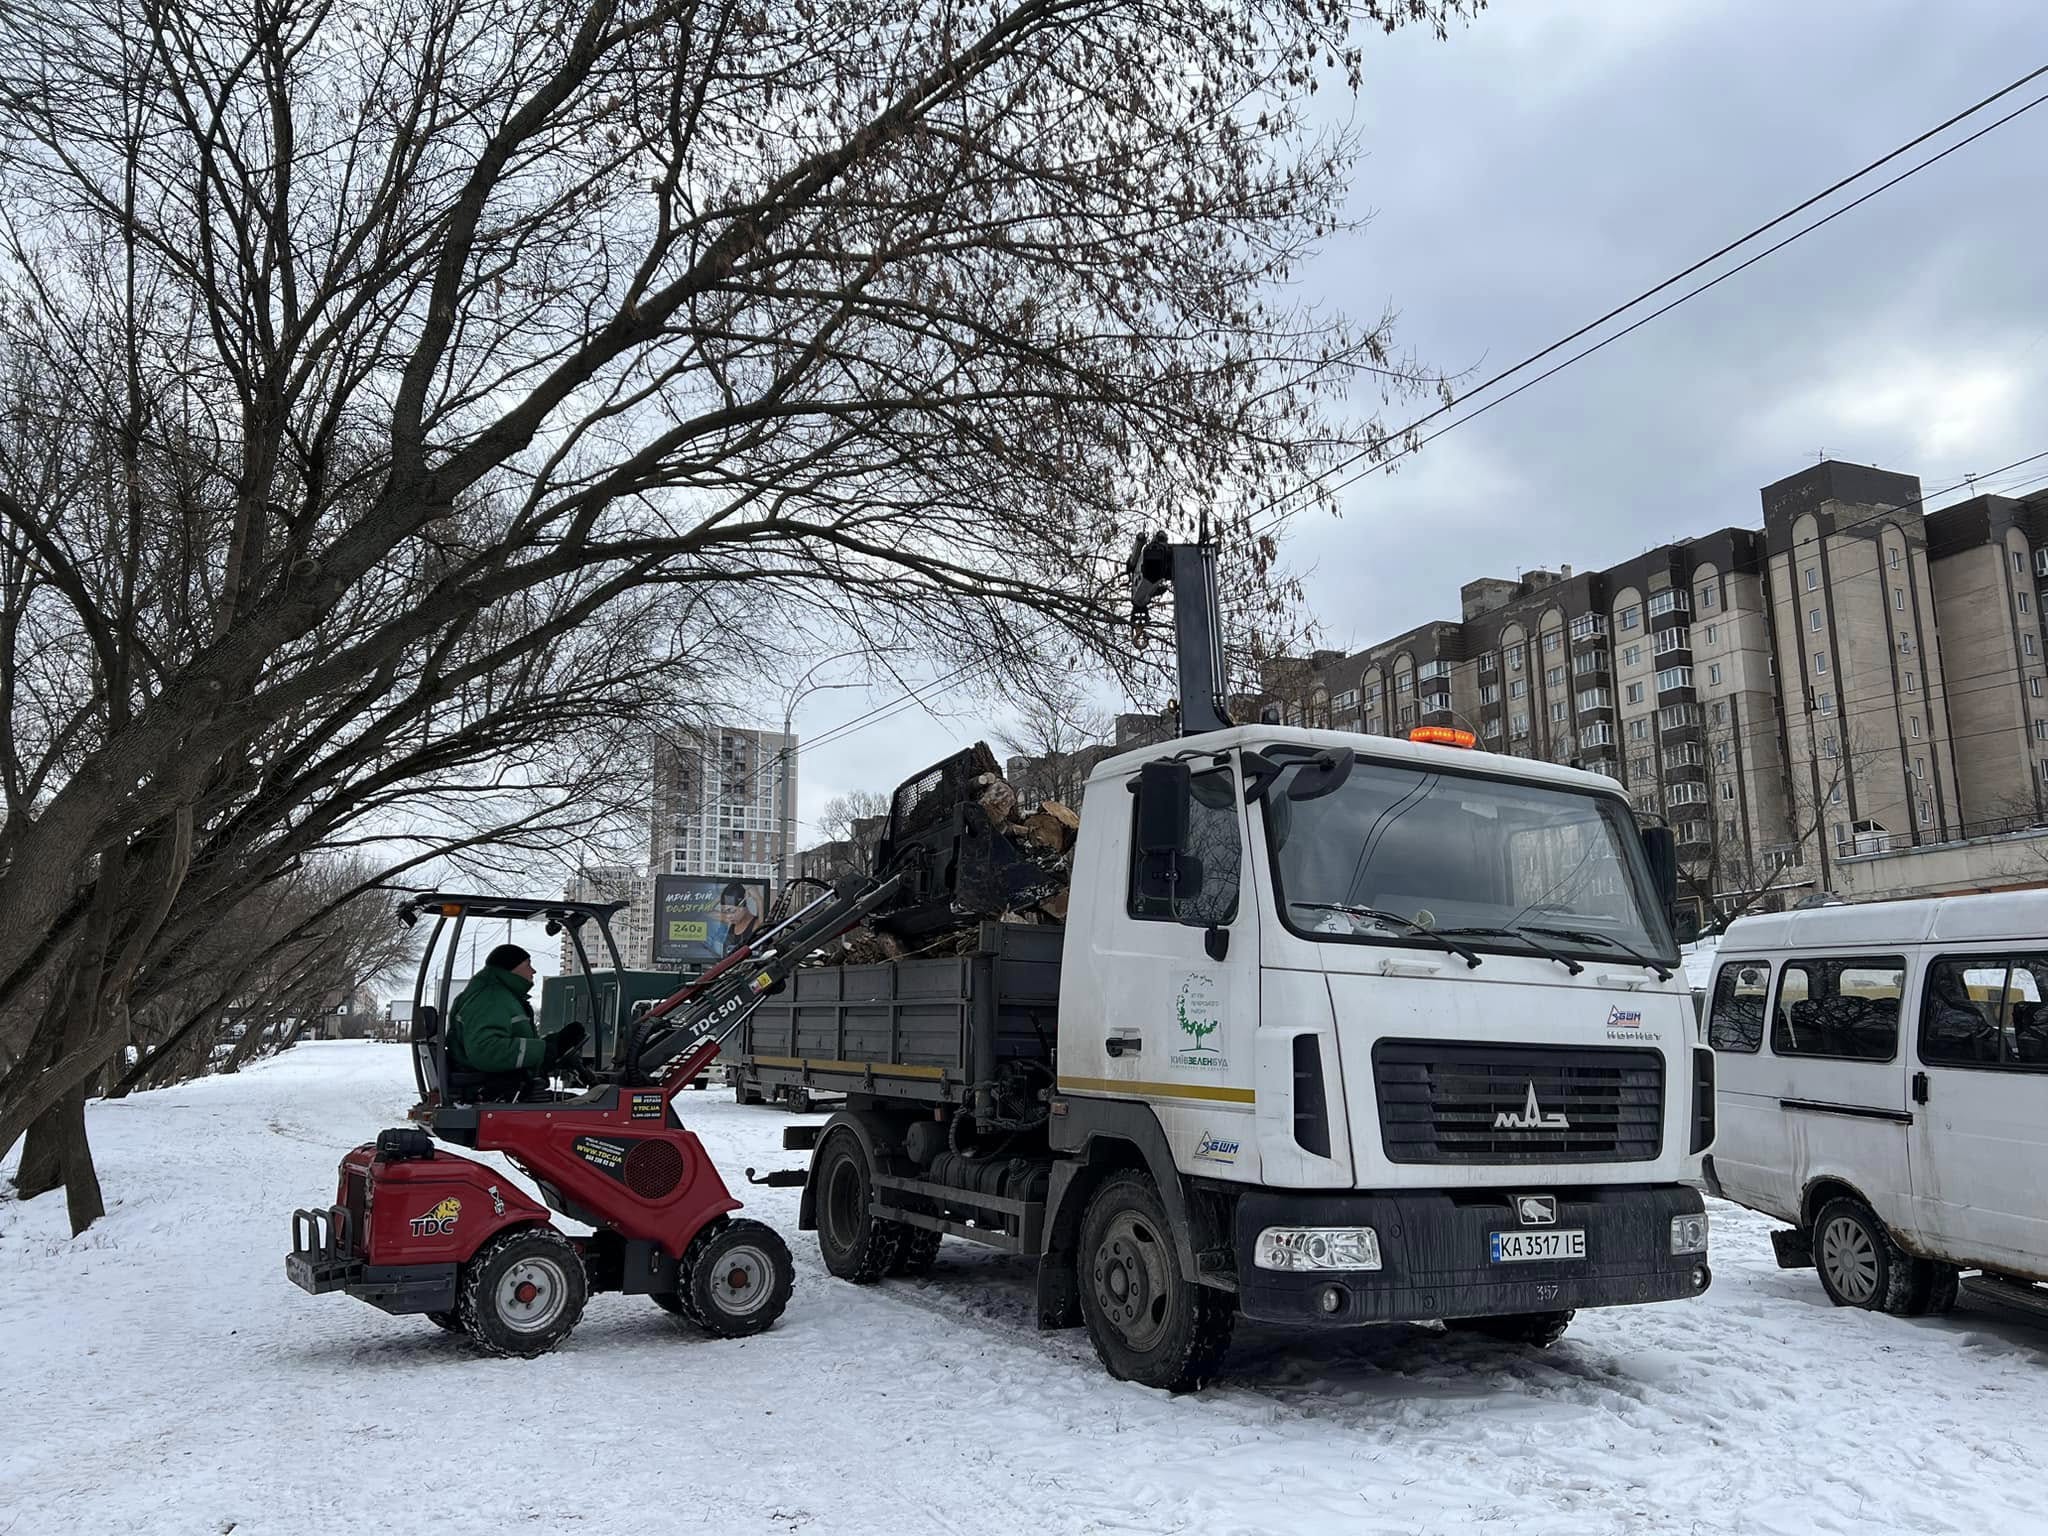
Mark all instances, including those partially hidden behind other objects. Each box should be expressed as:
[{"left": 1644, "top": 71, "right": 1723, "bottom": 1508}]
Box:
[
  {"left": 686, "top": 1218, "right": 794, "bottom": 1337},
  {"left": 815, "top": 1132, "right": 903, "bottom": 1282},
  {"left": 459, "top": 1226, "right": 588, "bottom": 1358},
  {"left": 1077, "top": 1172, "right": 1234, "bottom": 1392},
  {"left": 889, "top": 1226, "right": 943, "bottom": 1277},
  {"left": 1446, "top": 1310, "right": 1575, "bottom": 1348},
  {"left": 1813, "top": 1198, "right": 1918, "bottom": 1314}
]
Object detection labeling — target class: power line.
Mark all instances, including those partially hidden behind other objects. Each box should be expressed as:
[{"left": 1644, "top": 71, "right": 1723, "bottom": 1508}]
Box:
[{"left": 1245, "top": 65, "right": 2048, "bottom": 541}]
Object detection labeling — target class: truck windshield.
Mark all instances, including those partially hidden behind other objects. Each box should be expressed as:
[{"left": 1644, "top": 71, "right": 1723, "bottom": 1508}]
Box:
[{"left": 1261, "top": 753, "right": 1676, "bottom": 966}]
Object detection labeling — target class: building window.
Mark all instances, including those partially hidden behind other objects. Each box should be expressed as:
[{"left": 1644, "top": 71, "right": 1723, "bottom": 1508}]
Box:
[
  {"left": 1704, "top": 623, "right": 1718, "bottom": 645},
  {"left": 1543, "top": 632, "right": 1561, "bottom": 654},
  {"left": 1620, "top": 608, "right": 1640, "bottom": 631},
  {"left": 1716, "top": 741, "right": 1732, "bottom": 765},
  {"left": 1625, "top": 681, "right": 1644, "bottom": 704},
  {"left": 1507, "top": 644, "right": 1525, "bottom": 671},
  {"left": 1899, "top": 632, "right": 1914, "bottom": 654},
  {"left": 1630, "top": 717, "right": 1649, "bottom": 741},
  {"left": 1720, "top": 781, "right": 1737, "bottom": 802},
  {"left": 2032, "top": 677, "right": 2043, "bottom": 699},
  {"left": 1511, "top": 712, "right": 1529, "bottom": 737},
  {"left": 2036, "top": 721, "right": 2048, "bottom": 744},
  {"left": 1812, "top": 651, "right": 1827, "bottom": 676},
  {"left": 1712, "top": 701, "right": 1726, "bottom": 724},
  {"left": 1911, "top": 716, "right": 1923, "bottom": 740},
  {"left": 1550, "top": 700, "right": 1569, "bottom": 723},
  {"left": 1892, "top": 588, "right": 1905, "bottom": 611},
  {"left": 2022, "top": 592, "right": 2034, "bottom": 615},
  {"left": 1621, "top": 644, "right": 1642, "bottom": 668},
  {"left": 1808, "top": 608, "right": 1823, "bottom": 633},
  {"left": 1822, "top": 733, "right": 1839, "bottom": 760},
  {"left": 1630, "top": 754, "right": 1652, "bottom": 779},
  {"left": 1698, "top": 583, "right": 1718, "bottom": 611},
  {"left": 1655, "top": 666, "right": 1693, "bottom": 693},
  {"left": 1396, "top": 674, "right": 1412, "bottom": 694},
  {"left": 1890, "top": 547, "right": 1903, "bottom": 572},
  {"left": 1707, "top": 663, "right": 1723, "bottom": 685},
  {"left": 2028, "top": 634, "right": 2039, "bottom": 658},
  {"left": 1805, "top": 567, "right": 1819, "bottom": 591},
  {"left": 1816, "top": 691, "right": 1833, "bottom": 713},
  {"left": 1509, "top": 678, "right": 1527, "bottom": 700},
  {"left": 2037, "top": 548, "right": 2048, "bottom": 578},
  {"left": 1546, "top": 665, "right": 1564, "bottom": 688},
  {"left": 1399, "top": 704, "right": 1416, "bottom": 727},
  {"left": 1647, "top": 590, "right": 1690, "bottom": 618},
  {"left": 1905, "top": 670, "right": 1917, "bottom": 692},
  {"left": 1914, "top": 756, "right": 1926, "bottom": 779},
  {"left": 1480, "top": 683, "right": 1500, "bottom": 704},
  {"left": 2013, "top": 550, "right": 2025, "bottom": 576}
]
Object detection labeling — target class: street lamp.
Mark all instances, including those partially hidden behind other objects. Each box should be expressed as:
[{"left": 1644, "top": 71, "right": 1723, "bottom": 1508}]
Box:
[{"left": 777, "top": 652, "right": 870, "bottom": 889}]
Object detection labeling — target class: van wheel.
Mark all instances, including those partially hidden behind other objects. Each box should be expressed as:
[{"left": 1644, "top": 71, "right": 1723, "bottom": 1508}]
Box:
[
  {"left": 1902, "top": 1259, "right": 1961, "bottom": 1317},
  {"left": 1813, "top": 1199, "right": 1918, "bottom": 1314},
  {"left": 1445, "top": 1310, "right": 1574, "bottom": 1348},
  {"left": 814, "top": 1131, "right": 903, "bottom": 1282},
  {"left": 1077, "top": 1172, "right": 1234, "bottom": 1393}
]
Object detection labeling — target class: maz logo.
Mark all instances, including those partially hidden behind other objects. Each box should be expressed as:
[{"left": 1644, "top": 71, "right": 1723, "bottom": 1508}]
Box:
[{"left": 1495, "top": 1082, "right": 1570, "bottom": 1132}]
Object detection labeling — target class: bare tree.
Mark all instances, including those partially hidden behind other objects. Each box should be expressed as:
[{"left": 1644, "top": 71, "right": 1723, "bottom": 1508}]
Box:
[
  {"left": 0, "top": 0, "right": 1478, "bottom": 1215},
  {"left": 998, "top": 679, "right": 1110, "bottom": 807},
  {"left": 817, "top": 789, "right": 890, "bottom": 846}
]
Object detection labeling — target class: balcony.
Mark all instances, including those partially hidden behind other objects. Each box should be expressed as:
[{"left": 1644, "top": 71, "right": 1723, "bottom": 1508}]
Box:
[
  {"left": 1667, "top": 781, "right": 1708, "bottom": 808},
  {"left": 1647, "top": 589, "right": 1691, "bottom": 621},
  {"left": 1421, "top": 692, "right": 1452, "bottom": 716},
  {"left": 1570, "top": 614, "right": 1609, "bottom": 643},
  {"left": 1478, "top": 651, "right": 1498, "bottom": 676},
  {"left": 1675, "top": 820, "right": 1712, "bottom": 850},
  {"left": 1662, "top": 742, "right": 1705, "bottom": 771},
  {"left": 1581, "top": 721, "right": 1615, "bottom": 748},
  {"left": 1571, "top": 652, "right": 1610, "bottom": 681},
  {"left": 1580, "top": 756, "right": 1618, "bottom": 778},
  {"left": 1653, "top": 627, "right": 1692, "bottom": 657},
  {"left": 1659, "top": 701, "right": 1704, "bottom": 732},
  {"left": 1655, "top": 666, "right": 1694, "bottom": 695},
  {"left": 1576, "top": 688, "right": 1613, "bottom": 715},
  {"left": 1417, "top": 659, "right": 1453, "bottom": 684}
]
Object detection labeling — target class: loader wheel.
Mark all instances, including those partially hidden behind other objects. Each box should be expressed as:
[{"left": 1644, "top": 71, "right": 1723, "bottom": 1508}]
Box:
[
  {"left": 1077, "top": 1172, "right": 1234, "bottom": 1393},
  {"left": 1445, "top": 1310, "right": 1575, "bottom": 1348},
  {"left": 685, "top": 1218, "right": 794, "bottom": 1338},
  {"left": 650, "top": 1290, "right": 702, "bottom": 1325},
  {"left": 889, "top": 1226, "right": 943, "bottom": 1277},
  {"left": 459, "top": 1226, "right": 588, "bottom": 1358},
  {"left": 425, "top": 1309, "right": 464, "bottom": 1333},
  {"left": 815, "top": 1132, "right": 903, "bottom": 1282}
]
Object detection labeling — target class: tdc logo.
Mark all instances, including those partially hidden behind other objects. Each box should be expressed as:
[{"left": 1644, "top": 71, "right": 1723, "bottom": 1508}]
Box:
[{"left": 408, "top": 1197, "right": 461, "bottom": 1238}]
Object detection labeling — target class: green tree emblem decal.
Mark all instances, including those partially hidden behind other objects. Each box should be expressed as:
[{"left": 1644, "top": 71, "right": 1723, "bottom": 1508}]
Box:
[{"left": 1176, "top": 978, "right": 1220, "bottom": 1051}]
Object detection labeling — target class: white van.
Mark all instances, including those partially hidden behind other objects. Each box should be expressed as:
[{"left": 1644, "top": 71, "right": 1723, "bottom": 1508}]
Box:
[{"left": 1705, "top": 892, "right": 2048, "bottom": 1319}]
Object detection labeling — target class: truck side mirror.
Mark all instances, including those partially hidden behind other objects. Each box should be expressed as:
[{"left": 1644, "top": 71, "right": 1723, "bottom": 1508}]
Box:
[
  {"left": 1132, "top": 761, "right": 1191, "bottom": 903},
  {"left": 1640, "top": 824, "right": 1680, "bottom": 931}
]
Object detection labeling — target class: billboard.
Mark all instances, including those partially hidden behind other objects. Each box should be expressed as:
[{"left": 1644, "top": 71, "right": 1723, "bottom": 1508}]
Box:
[{"left": 652, "top": 874, "right": 771, "bottom": 967}]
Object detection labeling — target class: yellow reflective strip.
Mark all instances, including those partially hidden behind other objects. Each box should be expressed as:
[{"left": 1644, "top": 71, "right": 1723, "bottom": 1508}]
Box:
[
  {"left": 748, "top": 1055, "right": 948, "bottom": 1080},
  {"left": 1058, "top": 1076, "right": 1257, "bottom": 1105}
]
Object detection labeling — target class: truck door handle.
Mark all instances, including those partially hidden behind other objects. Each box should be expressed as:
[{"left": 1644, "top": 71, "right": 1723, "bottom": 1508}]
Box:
[
  {"left": 1105, "top": 1036, "right": 1141, "bottom": 1059},
  {"left": 1911, "top": 1071, "right": 1929, "bottom": 1105}
]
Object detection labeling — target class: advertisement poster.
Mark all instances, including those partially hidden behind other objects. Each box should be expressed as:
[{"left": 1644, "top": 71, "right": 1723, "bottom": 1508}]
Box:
[{"left": 652, "top": 874, "right": 770, "bottom": 966}]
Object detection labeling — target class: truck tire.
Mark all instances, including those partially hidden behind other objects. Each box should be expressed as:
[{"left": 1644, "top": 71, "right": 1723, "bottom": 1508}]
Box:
[
  {"left": 1813, "top": 1197, "right": 1919, "bottom": 1315},
  {"left": 1077, "top": 1172, "right": 1234, "bottom": 1393},
  {"left": 815, "top": 1130, "right": 904, "bottom": 1282},
  {"left": 1446, "top": 1310, "right": 1574, "bottom": 1348},
  {"left": 685, "top": 1217, "right": 795, "bottom": 1337},
  {"left": 458, "top": 1226, "right": 588, "bottom": 1358},
  {"left": 889, "top": 1226, "right": 943, "bottom": 1277}
]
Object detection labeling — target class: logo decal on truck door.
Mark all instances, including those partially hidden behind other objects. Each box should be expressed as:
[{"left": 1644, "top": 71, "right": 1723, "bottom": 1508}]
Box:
[
  {"left": 1495, "top": 1082, "right": 1570, "bottom": 1131},
  {"left": 1171, "top": 973, "right": 1227, "bottom": 1070}
]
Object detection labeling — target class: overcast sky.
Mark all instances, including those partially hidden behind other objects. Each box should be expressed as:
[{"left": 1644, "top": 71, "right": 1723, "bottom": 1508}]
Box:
[{"left": 785, "top": 0, "right": 2048, "bottom": 839}]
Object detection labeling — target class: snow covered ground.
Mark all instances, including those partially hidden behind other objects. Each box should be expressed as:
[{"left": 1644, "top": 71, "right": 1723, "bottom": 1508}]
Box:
[{"left": 5, "top": 1043, "right": 2046, "bottom": 1536}]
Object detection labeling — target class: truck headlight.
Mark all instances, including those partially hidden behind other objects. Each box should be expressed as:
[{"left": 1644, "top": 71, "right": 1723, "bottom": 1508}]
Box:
[
  {"left": 1670, "top": 1213, "right": 1709, "bottom": 1256},
  {"left": 1254, "top": 1226, "right": 1382, "bottom": 1272}
]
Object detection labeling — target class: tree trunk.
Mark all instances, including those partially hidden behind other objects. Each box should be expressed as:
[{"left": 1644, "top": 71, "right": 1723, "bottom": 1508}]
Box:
[{"left": 10, "top": 1086, "right": 103, "bottom": 1234}]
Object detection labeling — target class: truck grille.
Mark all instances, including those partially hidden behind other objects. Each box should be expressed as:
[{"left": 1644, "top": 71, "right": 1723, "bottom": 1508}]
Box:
[{"left": 1372, "top": 1040, "right": 1664, "bottom": 1164}]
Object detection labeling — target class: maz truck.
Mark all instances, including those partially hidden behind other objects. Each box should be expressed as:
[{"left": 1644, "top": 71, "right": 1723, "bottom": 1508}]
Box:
[{"left": 751, "top": 540, "right": 1716, "bottom": 1392}]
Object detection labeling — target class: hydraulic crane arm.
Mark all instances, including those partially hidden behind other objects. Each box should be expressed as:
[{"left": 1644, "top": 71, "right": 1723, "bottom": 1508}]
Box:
[{"left": 621, "top": 867, "right": 910, "bottom": 1088}]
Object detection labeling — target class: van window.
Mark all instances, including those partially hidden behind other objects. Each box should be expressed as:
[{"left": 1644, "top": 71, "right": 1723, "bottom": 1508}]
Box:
[
  {"left": 1770, "top": 957, "right": 1904, "bottom": 1062},
  {"left": 1708, "top": 961, "right": 1769, "bottom": 1053},
  {"left": 1921, "top": 955, "right": 2048, "bottom": 1070},
  {"left": 1127, "top": 766, "right": 1241, "bottom": 924}
]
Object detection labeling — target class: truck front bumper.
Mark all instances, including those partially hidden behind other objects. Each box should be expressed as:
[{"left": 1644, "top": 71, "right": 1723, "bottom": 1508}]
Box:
[{"left": 1234, "top": 1184, "right": 1710, "bottom": 1327}]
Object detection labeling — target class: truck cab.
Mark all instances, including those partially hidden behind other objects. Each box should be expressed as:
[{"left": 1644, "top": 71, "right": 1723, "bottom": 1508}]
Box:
[{"left": 1051, "top": 724, "right": 1712, "bottom": 1341}]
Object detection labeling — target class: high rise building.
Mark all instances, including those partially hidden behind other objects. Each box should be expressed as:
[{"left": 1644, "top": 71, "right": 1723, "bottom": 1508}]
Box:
[
  {"left": 653, "top": 723, "right": 798, "bottom": 887},
  {"left": 558, "top": 864, "right": 654, "bottom": 973},
  {"left": 1271, "top": 460, "right": 2048, "bottom": 919}
]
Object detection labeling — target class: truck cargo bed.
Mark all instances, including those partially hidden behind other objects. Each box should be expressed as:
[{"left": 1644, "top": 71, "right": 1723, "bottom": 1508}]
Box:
[{"left": 739, "top": 922, "right": 1061, "bottom": 1107}]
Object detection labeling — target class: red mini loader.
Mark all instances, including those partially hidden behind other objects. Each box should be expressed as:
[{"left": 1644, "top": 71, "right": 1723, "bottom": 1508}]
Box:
[{"left": 286, "top": 875, "right": 907, "bottom": 1356}]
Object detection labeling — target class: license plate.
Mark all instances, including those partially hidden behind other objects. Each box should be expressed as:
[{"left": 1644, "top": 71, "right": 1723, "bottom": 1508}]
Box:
[{"left": 1490, "top": 1229, "right": 1586, "bottom": 1264}]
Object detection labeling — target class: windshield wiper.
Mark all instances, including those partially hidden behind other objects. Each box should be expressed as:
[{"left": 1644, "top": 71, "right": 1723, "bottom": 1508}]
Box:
[
  {"left": 1437, "top": 925, "right": 1583, "bottom": 977},
  {"left": 1291, "top": 903, "right": 1482, "bottom": 969},
  {"left": 1519, "top": 924, "right": 1673, "bottom": 981}
]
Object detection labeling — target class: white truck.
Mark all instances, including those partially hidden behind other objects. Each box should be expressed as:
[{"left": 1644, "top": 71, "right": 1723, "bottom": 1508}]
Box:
[{"left": 754, "top": 540, "right": 1715, "bottom": 1391}]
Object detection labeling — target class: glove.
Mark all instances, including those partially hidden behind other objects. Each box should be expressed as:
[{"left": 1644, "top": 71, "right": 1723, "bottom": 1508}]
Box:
[{"left": 546, "top": 1021, "right": 587, "bottom": 1065}]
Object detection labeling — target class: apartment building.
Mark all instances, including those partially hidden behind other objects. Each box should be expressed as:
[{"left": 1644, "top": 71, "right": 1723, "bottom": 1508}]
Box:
[
  {"left": 1277, "top": 459, "right": 2048, "bottom": 919},
  {"left": 558, "top": 864, "right": 655, "bottom": 972},
  {"left": 653, "top": 724, "right": 798, "bottom": 888}
]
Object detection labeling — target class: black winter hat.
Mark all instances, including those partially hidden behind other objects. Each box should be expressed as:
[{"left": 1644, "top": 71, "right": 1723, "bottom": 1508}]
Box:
[{"left": 485, "top": 943, "right": 532, "bottom": 972}]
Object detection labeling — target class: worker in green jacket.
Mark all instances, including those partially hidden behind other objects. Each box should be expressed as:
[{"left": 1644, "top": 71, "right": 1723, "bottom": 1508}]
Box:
[{"left": 447, "top": 944, "right": 584, "bottom": 1088}]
